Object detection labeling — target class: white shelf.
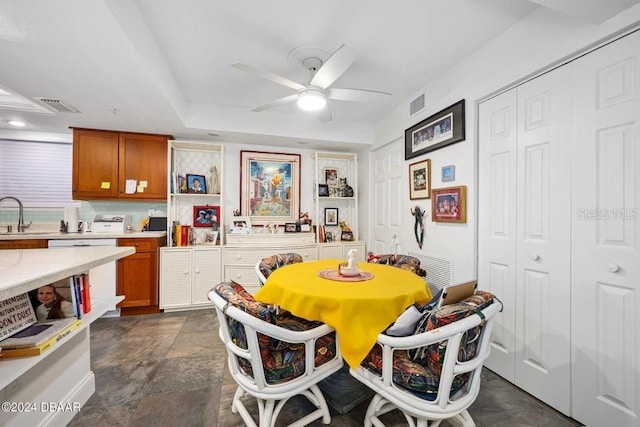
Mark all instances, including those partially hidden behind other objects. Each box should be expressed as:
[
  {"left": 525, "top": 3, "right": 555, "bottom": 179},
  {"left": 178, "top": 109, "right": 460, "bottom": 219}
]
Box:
[{"left": 0, "top": 297, "right": 123, "bottom": 390}]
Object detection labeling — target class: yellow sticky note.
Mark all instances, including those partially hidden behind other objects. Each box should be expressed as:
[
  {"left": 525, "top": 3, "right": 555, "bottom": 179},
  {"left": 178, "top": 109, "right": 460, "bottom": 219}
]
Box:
[
  {"left": 139, "top": 180, "right": 148, "bottom": 188},
  {"left": 101, "top": 182, "right": 111, "bottom": 189},
  {"left": 137, "top": 185, "right": 145, "bottom": 193}
]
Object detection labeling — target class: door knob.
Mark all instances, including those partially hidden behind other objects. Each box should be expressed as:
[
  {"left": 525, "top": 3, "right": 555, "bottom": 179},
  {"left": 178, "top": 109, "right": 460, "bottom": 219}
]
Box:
[
  {"left": 607, "top": 263, "right": 620, "bottom": 273},
  {"left": 530, "top": 253, "right": 540, "bottom": 261}
]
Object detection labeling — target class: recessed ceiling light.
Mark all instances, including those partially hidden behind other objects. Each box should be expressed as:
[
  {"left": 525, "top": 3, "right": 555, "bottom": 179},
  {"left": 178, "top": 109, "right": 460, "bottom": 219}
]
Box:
[{"left": 7, "top": 120, "right": 27, "bottom": 127}]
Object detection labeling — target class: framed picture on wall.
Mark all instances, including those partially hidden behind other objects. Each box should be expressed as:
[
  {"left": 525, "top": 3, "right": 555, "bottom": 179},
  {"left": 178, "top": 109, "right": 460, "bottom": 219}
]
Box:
[
  {"left": 409, "top": 159, "right": 431, "bottom": 200},
  {"left": 405, "top": 99, "right": 465, "bottom": 160},
  {"left": 431, "top": 186, "right": 467, "bottom": 223},
  {"left": 240, "top": 150, "right": 301, "bottom": 225},
  {"left": 193, "top": 205, "right": 220, "bottom": 228},
  {"left": 324, "top": 207, "right": 339, "bottom": 226},
  {"left": 442, "top": 165, "right": 455, "bottom": 182}
]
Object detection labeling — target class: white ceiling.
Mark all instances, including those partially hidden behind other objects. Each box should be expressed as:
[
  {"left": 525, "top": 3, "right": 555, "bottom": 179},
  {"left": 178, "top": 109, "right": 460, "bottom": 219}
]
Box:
[{"left": 0, "top": 0, "right": 637, "bottom": 151}]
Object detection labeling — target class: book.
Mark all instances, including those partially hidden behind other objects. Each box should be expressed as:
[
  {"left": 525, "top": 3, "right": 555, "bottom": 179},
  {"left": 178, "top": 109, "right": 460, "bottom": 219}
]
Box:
[
  {"left": 80, "top": 274, "right": 92, "bottom": 314},
  {"left": 0, "top": 293, "right": 38, "bottom": 340},
  {"left": 0, "top": 318, "right": 82, "bottom": 358}
]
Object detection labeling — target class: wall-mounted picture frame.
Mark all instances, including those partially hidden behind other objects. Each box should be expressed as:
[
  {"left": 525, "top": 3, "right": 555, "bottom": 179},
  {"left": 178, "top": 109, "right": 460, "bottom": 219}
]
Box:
[
  {"left": 442, "top": 165, "right": 456, "bottom": 182},
  {"left": 186, "top": 174, "right": 207, "bottom": 194},
  {"left": 405, "top": 99, "right": 465, "bottom": 160},
  {"left": 193, "top": 205, "right": 220, "bottom": 228},
  {"left": 409, "top": 159, "right": 431, "bottom": 200},
  {"left": 431, "top": 185, "right": 467, "bottom": 223},
  {"left": 240, "top": 150, "right": 301, "bottom": 226},
  {"left": 324, "top": 207, "right": 339, "bottom": 226},
  {"left": 323, "top": 167, "right": 339, "bottom": 188},
  {"left": 231, "top": 216, "right": 251, "bottom": 230},
  {"left": 284, "top": 223, "right": 297, "bottom": 232},
  {"left": 318, "top": 184, "right": 329, "bottom": 197}
]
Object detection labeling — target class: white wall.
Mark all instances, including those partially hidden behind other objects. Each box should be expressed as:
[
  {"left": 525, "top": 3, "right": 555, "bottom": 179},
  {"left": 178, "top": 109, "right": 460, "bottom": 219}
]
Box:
[{"left": 362, "top": 5, "right": 640, "bottom": 283}]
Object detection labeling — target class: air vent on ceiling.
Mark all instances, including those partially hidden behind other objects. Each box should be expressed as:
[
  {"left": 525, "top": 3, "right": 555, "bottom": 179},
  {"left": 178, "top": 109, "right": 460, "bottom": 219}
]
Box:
[
  {"left": 409, "top": 93, "right": 425, "bottom": 116},
  {"left": 35, "top": 98, "right": 80, "bottom": 113}
]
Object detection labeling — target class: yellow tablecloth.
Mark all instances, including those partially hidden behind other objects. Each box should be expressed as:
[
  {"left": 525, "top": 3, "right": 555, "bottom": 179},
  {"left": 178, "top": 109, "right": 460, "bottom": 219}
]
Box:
[{"left": 254, "top": 259, "right": 432, "bottom": 368}]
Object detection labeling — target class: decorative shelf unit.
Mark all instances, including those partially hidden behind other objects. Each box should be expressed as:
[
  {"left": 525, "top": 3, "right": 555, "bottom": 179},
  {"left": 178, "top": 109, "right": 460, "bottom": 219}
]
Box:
[
  {"left": 312, "top": 151, "right": 364, "bottom": 258},
  {"left": 167, "top": 140, "right": 224, "bottom": 247}
]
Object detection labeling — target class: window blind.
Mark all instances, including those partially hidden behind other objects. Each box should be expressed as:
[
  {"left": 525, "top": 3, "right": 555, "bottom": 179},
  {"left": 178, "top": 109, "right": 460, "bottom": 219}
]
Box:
[{"left": 0, "top": 139, "right": 79, "bottom": 208}]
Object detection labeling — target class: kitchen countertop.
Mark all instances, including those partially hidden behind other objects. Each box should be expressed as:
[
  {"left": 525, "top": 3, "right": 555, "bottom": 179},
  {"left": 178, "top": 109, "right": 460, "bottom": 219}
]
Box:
[{"left": 0, "top": 230, "right": 167, "bottom": 241}]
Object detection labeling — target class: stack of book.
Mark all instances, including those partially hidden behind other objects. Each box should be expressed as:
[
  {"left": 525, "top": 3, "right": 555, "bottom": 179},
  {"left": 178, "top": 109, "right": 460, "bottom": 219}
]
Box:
[
  {"left": 173, "top": 224, "right": 193, "bottom": 246},
  {"left": 0, "top": 274, "right": 91, "bottom": 359}
]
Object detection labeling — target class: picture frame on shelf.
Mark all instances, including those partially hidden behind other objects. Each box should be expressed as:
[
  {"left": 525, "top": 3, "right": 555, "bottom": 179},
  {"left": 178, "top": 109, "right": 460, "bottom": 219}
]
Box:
[
  {"left": 231, "top": 216, "right": 251, "bottom": 230},
  {"left": 318, "top": 184, "right": 330, "bottom": 197},
  {"left": 409, "top": 159, "right": 431, "bottom": 200},
  {"left": 442, "top": 165, "right": 455, "bottom": 182},
  {"left": 186, "top": 174, "right": 207, "bottom": 194},
  {"left": 193, "top": 205, "right": 220, "bottom": 228},
  {"left": 341, "top": 231, "right": 354, "bottom": 241},
  {"left": 324, "top": 207, "right": 339, "bottom": 226},
  {"left": 177, "top": 175, "right": 187, "bottom": 193},
  {"left": 431, "top": 185, "right": 467, "bottom": 223},
  {"left": 404, "top": 99, "right": 465, "bottom": 160},
  {"left": 323, "top": 167, "right": 339, "bottom": 188},
  {"left": 240, "top": 150, "right": 301, "bottom": 225},
  {"left": 325, "top": 231, "right": 333, "bottom": 242},
  {"left": 284, "top": 223, "right": 297, "bottom": 232},
  {"left": 204, "top": 230, "right": 219, "bottom": 245}
]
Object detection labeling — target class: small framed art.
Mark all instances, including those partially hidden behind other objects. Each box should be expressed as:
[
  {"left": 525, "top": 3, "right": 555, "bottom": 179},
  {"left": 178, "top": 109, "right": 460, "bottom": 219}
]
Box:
[
  {"left": 186, "top": 174, "right": 207, "bottom": 194},
  {"left": 318, "top": 184, "right": 330, "bottom": 197},
  {"left": 341, "top": 231, "right": 354, "bottom": 241},
  {"left": 284, "top": 223, "right": 297, "bottom": 232},
  {"left": 193, "top": 205, "right": 220, "bottom": 228},
  {"left": 431, "top": 186, "right": 467, "bottom": 223},
  {"left": 231, "top": 216, "right": 251, "bottom": 230},
  {"left": 409, "top": 159, "right": 431, "bottom": 200},
  {"left": 324, "top": 208, "right": 338, "bottom": 226},
  {"left": 442, "top": 165, "right": 455, "bottom": 182},
  {"left": 323, "top": 167, "right": 339, "bottom": 187},
  {"left": 405, "top": 99, "right": 465, "bottom": 160}
]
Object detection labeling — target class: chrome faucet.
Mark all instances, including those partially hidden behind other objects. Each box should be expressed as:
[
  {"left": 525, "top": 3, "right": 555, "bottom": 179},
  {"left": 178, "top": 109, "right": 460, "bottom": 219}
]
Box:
[{"left": 0, "top": 196, "right": 32, "bottom": 232}]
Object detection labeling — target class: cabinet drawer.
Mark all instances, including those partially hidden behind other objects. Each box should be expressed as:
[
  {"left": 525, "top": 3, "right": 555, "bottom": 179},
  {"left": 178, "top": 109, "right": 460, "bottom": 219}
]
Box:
[
  {"left": 118, "top": 238, "right": 157, "bottom": 252},
  {"left": 224, "top": 246, "right": 317, "bottom": 265},
  {"left": 224, "top": 266, "right": 260, "bottom": 286}
]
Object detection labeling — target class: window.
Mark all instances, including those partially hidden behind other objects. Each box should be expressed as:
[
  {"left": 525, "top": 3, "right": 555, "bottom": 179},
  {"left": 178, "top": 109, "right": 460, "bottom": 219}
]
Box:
[{"left": 0, "top": 139, "right": 78, "bottom": 208}]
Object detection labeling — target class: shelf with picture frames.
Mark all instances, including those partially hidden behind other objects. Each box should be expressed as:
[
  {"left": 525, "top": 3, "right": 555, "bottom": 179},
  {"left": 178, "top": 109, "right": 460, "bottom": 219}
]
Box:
[
  {"left": 312, "top": 151, "right": 364, "bottom": 261},
  {"left": 166, "top": 140, "right": 224, "bottom": 247}
]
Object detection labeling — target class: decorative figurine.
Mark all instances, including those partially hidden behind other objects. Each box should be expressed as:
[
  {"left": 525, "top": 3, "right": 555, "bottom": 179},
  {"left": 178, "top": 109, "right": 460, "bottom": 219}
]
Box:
[
  {"left": 209, "top": 165, "right": 220, "bottom": 194},
  {"left": 339, "top": 248, "right": 359, "bottom": 276},
  {"left": 411, "top": 205, "right": 427, "bottom": 249},
  {"left": 339, "top": 177, "right": 354, "bottom": 197}
]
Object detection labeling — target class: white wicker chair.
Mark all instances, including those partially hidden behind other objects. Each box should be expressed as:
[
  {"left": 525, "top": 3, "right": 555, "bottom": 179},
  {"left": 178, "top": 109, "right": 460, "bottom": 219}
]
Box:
[
  {"left": 350, "top": 296, "right": 502, "bottom": 427},
  {"left": 209, "top": 282, "right": 343, "bottom": 426}
]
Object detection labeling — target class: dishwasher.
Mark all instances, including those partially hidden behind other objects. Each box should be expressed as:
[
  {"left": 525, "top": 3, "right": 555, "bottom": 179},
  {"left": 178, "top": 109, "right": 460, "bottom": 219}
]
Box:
[{"left": 47, "top": 238, "right": 120, "bottom": 317}]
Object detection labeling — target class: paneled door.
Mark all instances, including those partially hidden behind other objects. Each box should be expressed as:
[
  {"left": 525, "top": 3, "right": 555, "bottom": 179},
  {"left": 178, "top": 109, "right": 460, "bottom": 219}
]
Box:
[
  {"left": 514, "top": 64, "right": 572, "bottom": 416},
  {"left": 479, "top": 65, "right": 572, "bottom": 415},
  {"left": 478, "top": 89, "right": 518, "bottom": 382},
  {"left": 571, "top": 30, "right": 640, "bottom": 427},
  {"left": 371, "top": 139, "right": 404, "bottom": 254}
]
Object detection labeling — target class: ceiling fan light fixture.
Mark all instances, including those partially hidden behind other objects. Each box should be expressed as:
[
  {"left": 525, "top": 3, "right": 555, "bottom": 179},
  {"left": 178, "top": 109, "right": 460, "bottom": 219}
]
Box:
[{"left": 297, "top": 89, "right": 326, "bottom": 111}]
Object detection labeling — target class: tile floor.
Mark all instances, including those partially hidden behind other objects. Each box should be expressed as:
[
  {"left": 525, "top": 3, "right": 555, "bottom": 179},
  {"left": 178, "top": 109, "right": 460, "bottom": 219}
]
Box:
[{"left": 68, "top": 309, "right": 582, "bottom": 427}]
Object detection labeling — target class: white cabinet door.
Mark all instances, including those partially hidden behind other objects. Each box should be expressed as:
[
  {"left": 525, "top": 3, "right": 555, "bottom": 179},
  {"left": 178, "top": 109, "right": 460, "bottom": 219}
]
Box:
[
  {"left": 515, "top": 65, "right": 572, "bottom": 415},
  {"left": 479, "top": 89, "right": 518, "bottom": 382},
  {"left": 571, "top": 30, "right": 640, "bottom": 427},
  {"left": 192, "top": 248, "right": 221, "bottom": 305},
  {"left": 160, "top": 248, "right": 191, "bottom": 309}
]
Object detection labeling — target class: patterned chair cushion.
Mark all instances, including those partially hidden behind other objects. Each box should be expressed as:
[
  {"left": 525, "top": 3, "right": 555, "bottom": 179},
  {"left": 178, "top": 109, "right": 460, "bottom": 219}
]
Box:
[
  {"left": 362, "top": 291, "right": 495, "bottom": 399},
  {"left": 213, "top": 281, "right": 337, "bottom": 385},
  {"left": 258, "top": 253, "right": 304, "bottom": 280},
  {"left": 367, "top": 254, "right": 426, "bottom": 277}
]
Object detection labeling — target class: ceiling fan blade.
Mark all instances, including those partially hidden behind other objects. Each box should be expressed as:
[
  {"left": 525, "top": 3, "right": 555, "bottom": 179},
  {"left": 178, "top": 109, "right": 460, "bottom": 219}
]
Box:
[
  {"left": 251, "top": 94, "right": 299, "bottom": 112},
  {"left": 318, "top": 105, "right": 332, "bottom": 123},
  {"left": 309, "top": 44, "right": 355, "bottom": 89},
  {"left": 327, "top": 87, "right": 392, "bottom": 103},
  {"left": 232, "top": 62, "right": 305, "bottom": 91}
]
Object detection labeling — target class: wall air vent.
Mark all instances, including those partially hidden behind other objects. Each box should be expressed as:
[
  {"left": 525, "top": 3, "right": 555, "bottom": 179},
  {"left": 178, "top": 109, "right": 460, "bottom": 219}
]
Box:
[
  {"left": 409, "top": 93, "right": 425, "bottom": 116},
  {"left": 34, "top": 98, "right": 80, "bottom": 113}
]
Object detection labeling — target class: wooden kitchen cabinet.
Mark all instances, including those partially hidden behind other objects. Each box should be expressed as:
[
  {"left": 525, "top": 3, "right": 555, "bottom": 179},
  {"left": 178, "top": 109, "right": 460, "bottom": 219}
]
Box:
[
  {"left": 117, "top": 236, "right": 166, "bottom": 315},
  {"left": 72, "top": 128, "right": 171, "bottom": 201},
  {"left": 0, "top": 239, "right": 48, "bottom": 249}
]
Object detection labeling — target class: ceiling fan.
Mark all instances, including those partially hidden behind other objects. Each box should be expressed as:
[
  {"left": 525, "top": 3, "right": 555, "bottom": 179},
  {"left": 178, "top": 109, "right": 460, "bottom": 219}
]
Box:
[{"left": 232, "top": 44, "right": 392, "bottom": 122}]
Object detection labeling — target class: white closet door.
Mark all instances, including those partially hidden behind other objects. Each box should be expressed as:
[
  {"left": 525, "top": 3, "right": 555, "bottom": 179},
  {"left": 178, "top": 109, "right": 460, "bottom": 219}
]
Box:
[
  {"left": 478, "top": 89, "right": 518, "bottom": 382},
  {"left": 515, "top": 65, "right": 572, "bottom": 415},
  {"left": 372, "top": 139, "right": 404, "bottom": 254},
  {"left": 571, "top": 30, "right": 640, "bottom": 427}
]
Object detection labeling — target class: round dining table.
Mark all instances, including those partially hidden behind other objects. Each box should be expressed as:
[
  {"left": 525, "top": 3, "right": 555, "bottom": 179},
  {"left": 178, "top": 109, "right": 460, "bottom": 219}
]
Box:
[{"left": 254, "top": 258, "right": 432, "bottom": 368}]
